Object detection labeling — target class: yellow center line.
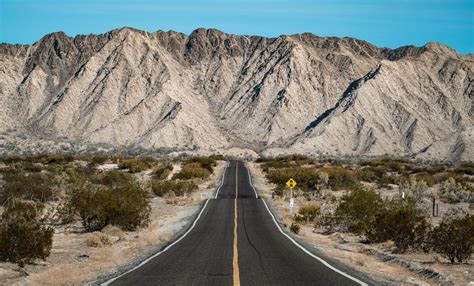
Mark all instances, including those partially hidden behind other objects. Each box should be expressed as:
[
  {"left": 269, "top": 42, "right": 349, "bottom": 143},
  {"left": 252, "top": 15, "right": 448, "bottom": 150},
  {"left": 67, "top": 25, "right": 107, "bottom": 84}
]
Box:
[{"left": 233, "top": 163, "right": 240, "bottom": 286}]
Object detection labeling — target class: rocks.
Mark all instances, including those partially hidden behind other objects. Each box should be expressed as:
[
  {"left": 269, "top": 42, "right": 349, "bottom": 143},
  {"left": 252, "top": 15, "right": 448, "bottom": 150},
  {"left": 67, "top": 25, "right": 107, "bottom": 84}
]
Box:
[{"left": 0, "top": 28, "right": 472, "bottom": 160}]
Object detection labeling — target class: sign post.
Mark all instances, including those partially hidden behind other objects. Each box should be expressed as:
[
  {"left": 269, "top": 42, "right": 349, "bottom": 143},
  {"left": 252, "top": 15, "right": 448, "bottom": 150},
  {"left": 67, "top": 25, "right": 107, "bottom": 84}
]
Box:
[{"left": 286, "top": 178, "right": 297, "bottom": 214}]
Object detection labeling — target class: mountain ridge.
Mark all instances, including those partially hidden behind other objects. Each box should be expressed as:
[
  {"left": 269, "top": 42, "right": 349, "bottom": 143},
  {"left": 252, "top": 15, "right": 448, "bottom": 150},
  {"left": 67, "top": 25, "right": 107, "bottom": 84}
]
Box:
[{"left": 0, "top": 27, "right": 472, "bottom": 160}]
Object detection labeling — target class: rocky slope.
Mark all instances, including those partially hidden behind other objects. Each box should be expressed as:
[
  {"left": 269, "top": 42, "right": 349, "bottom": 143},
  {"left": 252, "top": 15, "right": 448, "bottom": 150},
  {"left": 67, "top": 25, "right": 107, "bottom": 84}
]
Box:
[{"left": 0, "top": 27, "right": 472, "bottom": 160}]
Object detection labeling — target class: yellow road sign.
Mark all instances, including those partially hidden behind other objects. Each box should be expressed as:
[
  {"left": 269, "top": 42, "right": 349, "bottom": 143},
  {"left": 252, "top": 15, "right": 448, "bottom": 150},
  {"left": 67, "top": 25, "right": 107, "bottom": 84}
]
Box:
[{"left": 286, "top": 178, "right": 297, "bottom": 189}]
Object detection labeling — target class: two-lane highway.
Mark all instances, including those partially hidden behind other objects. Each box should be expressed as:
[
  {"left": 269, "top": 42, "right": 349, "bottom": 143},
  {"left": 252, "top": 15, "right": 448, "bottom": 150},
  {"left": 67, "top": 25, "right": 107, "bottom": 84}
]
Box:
[{"left": 105, "top": 161, "right": 368, "bottom": 286}]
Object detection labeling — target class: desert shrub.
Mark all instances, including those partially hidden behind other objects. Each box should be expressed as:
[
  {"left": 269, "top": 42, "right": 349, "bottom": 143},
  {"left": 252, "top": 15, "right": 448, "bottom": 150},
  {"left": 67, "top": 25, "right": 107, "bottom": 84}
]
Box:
[
  {"left": 355, "top": 168, "right": 379, "bottom": 183},
  {"left": 70, "top": 180, "right": 150, "bottom": 232},
  {"left": 266, "top": 167, "right": 322, "bottom": 192},
  {"left": 332, "top": 188, "right": 384, "bottom": 235},
  {"left": 294, "top": 204, "right": 320, "bottom": 223},
  {"left": 85, "top": 232, "right": 111, "bottom": 248},
  {"left": 151, "top": 179, "right": 198, "bottom": 197},
  {"left": 290, "top": 223, "right": 300, "bottom": 234},
  {"left": 320, "top": 167, "right": 359, "bottom": 191},
  {"left": 0, "top": 202, "right": 54, "bottom": 266},
  {"left": 173, "top": 162, "right": 211, "bottom": 180},
  {"left": 369, "top": 198, "right": 429, "bottom": 253},
  {"left": 359, "top": 158, "right": 410, "bottom": 171},
  {"left": 1, "top": 171, "right": 55, "bottom": 205},
  {"left": 153, "top": 164, "right": 173, "bottom": 180},
  {"left": 184, "top": 156, "right": 216, "bottom": 172},
  {"left": 89, "top": 156, "right": 108, "bottom": 166},
  {"left": 438, "top": 178, "right": 473, "bottom": 203},
  {"left": 430, "top": 212, "right": 474, "bottom": 263},
  {"left": 400, "top": 179, "right": 429, "bottom": 201},
  {"left": 97, "top": 171, "right": 133, "bottom": 187},
  {"left": 378, "top": 173, "right": 407, "bottom": 187},
  {"left": 453, "top": 162, "right": 474, "bottom": 176},
  {"left": 118, "top": 158, "right": 152, "bottom": 173},
  {"left": 259, "top": 155, "right": 313, "bottom": 172}
]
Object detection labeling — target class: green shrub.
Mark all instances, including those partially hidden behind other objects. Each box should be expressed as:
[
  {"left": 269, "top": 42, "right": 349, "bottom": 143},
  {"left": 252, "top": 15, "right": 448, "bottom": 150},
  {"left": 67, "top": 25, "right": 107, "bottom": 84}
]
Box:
[
  {"left": 1, "top": 172, "right": 55, "bottom": 205},
  {"left": 70, "top": 180, "right": 150, "bottom": 232},
  {"left": 333, "top": 188, "right": 384, "bottom": 235},
  {"left": 430, "top": 213, "right": 474, "bottom": 263},
  {"left": 173, "top": 162, "right": 211, "bottom": 180},
  {"left": 294, "top": 204, "right": 320, "bottom": 223},
  {"left": 290, "top": 223, "right": 300, "bottom": 234},
  {"left": 151, "top": 179, "right": 198, "bottom": 197},
  {"left": 369, "top": 198, "right": 429, "bottom": 253},
  {"left": 0, "top": 202, "right": 54, "bottom": 266}
]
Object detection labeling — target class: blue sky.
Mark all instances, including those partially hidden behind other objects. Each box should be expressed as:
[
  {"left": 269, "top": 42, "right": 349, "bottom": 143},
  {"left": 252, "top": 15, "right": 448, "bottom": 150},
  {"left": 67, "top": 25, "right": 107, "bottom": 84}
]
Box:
[{"left": 1, "top": 0, "right": 473, "bottom": 54}]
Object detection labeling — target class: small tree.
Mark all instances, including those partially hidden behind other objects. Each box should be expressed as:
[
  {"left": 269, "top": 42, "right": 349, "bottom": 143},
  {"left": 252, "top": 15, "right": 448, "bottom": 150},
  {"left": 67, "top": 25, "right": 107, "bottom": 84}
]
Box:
[
  {"left": 0, "top": 202, "right": 54, "bottom": 266},
  {"left": 430, "top": 213, "right": 474, "bottom": 263}
]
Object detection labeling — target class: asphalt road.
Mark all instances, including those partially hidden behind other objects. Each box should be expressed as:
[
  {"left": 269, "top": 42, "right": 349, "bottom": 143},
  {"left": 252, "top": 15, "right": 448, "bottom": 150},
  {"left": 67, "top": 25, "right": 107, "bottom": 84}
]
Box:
[{"left": 107, "top": 161, "right": 368, "bottom": 286}]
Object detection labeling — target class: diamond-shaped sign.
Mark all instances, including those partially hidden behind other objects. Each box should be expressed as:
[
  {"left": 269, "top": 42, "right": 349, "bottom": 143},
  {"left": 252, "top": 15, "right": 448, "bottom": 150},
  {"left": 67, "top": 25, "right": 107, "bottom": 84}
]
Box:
[{"left": 286, "top": 178, "right": 297, "bottom": 189}]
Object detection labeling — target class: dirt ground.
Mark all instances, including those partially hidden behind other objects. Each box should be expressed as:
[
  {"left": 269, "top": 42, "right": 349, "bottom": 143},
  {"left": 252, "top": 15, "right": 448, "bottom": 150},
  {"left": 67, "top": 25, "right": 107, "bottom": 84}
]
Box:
[
  {"left": 247, "top": 162, "right": 474, "bottom": 286},
  {"left": 0, "top": 161, "right": 227, "bottom": 286}
]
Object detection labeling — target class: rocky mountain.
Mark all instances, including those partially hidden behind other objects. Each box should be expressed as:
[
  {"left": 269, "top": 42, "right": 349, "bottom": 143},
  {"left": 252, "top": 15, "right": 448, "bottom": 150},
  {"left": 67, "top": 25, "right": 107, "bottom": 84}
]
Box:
[{"left": 0, "top": 27, "right": 472, "bottom": 160}]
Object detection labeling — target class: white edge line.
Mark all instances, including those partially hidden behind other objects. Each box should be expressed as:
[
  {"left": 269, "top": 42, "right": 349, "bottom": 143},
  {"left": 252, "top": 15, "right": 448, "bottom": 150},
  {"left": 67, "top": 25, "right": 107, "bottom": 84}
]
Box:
[
  {"left": 214, "top": 161, "right": 230, "bottom": 199},
  {"left": 261, "top": 200, "right": 368, "bottom": 286},
  {"left": 245, "top": 163, "right": 258, "bottom": 199},
  {"left": 245, "top": 163, "right": 367, "bottom": 286},
  {"left": 101, "top": 199, "right": 211, "bottom": 285}
]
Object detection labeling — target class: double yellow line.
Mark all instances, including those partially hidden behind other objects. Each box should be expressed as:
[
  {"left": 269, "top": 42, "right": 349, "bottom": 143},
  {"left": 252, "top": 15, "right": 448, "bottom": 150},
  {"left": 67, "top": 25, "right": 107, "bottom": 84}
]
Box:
[{"left": 233, "top": 163, "right": 240, "bottom": 286}]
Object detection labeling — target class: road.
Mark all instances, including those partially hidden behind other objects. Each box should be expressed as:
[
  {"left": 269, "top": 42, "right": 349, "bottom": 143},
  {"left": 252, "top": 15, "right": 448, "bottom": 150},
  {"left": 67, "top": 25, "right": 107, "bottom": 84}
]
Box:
[{"left": 106, "top": 161, "right": 368, "bottom": 286}]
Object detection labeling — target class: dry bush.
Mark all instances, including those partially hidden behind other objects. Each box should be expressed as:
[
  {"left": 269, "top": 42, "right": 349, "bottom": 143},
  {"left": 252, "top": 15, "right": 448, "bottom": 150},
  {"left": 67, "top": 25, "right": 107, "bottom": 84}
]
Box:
[
  {"left": 151, "top": 179, "right": 198, "bottom": 197},
  {"left": 118, "top": 158, "right": 153, "bottom": 173},
  {"left": 85, "top": 232, "right": 111, "bottom": 248},
  {"left": 153, "top": 164, "right": 173, "bottom": 180},
  {"left": 0, "top": 202, "right": 54, "bottom": 266},
  {"left": 173, "top": 162, "right": 211, "bottom": 180},
  {"left": 294, "top": 204, "right": 320, "bottom": 223}
]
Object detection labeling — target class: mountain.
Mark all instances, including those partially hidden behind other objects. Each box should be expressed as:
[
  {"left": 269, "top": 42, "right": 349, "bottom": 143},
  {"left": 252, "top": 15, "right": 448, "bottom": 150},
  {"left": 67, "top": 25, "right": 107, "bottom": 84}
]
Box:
[{"left": 0, "top": 27, "right": 472, "bottom": 160}]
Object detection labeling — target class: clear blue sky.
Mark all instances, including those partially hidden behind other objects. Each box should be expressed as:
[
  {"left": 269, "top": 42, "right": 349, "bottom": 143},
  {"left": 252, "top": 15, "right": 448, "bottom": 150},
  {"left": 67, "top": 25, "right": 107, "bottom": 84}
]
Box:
[{"left": 1, "top": 0, "right": 473, "bottom": 54}]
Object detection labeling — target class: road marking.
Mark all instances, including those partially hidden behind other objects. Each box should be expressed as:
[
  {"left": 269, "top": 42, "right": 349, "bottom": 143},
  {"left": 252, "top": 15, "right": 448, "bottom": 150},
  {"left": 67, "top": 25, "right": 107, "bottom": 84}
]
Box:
[
  {"left": 244, "top": 163, "right": 367, "bottom": 286},
  {"left": 233, "top": 162, "right": 241, "bottom": 286},
  {"left": 101, "top": 199, "right": 211, "bottom": 285},
  {"left": 245, "top": 164, "right": 258, "bottom": 198},
  {"left": 261, "top": 200, "right": 368, "bottom": 286},
  {"left": 214, "top": 161, "right": 230, "bottom": 199}
]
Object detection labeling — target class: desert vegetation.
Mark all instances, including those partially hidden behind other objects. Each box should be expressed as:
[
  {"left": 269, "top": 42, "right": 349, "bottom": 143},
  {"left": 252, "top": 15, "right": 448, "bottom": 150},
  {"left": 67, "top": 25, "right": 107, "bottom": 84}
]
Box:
[
  {"left": 258, "top": 155, "right": 474, "bottom": 264},
  {"left": 0, "top": 154, "right": 221, "bottom": 269}
]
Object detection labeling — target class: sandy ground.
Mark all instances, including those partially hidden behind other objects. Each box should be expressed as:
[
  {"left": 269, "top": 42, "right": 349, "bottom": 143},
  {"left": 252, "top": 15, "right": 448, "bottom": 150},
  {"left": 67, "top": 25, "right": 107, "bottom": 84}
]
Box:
[
  {"left": 247, "top": 162, "right": 474, "bottom": 286},
  {"left": 0, "top": 161, "right": 227, "bottom": 286}
]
